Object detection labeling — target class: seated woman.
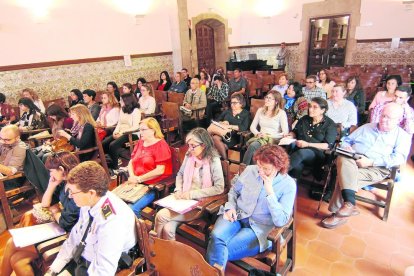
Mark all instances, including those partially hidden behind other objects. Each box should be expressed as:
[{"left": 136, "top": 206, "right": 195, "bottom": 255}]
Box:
[
  {"left": 242, "top": 91, "right": 289, "bottom": 165},
  {"left": 46, "top": 161, "right": 136, "bottom": 275},
  {"left": 287, "top": 97, "right": 337, "bottom": 179},
  {"left": 205, "top": 74, "right": 229, "bottom": 122},
  {"left": 135, "top": 77, "right": 147, "bottom": 100},
  {"left": 122, "top": 82, "right": 133, "bottom": 95},
  {"left": 82, "top": 89, "right": 101, "bottom": 121},
  {"left": 155, "top": 127, "right": 225, "bottom": 240},
  {"left": 206, "top": 145, "right": 296, "bottom": 270},
  {"left": 199, "top": 70, "right": 210, "bottom": 93},
  {"left": 96, "top": 91, "right": 120, "bottom": 140},
  {"left": 69, "top": 89, "right": 85, "bottom": 107},
  {"left": 0, "top": 92, "right": 17, "bottom": 127},
  {"left": 369, "top": 74, "right": 401, "bottom": 113},
  {"left": 169, "top": 72, "right": 188, "bottom": 93},
  {"left": 316, "top": 69, "right": 336, "bottom": 98},
  {"left": 0, "top": 151, "right": 80, "bottom": 276},
  {"left": 16, "top": 97, "right": 46, "bottom": 131},
  {"left": 345, "top": 76, "right": 366, "bottom": 124},
  {"left": 102, "top": 93, "right": 140, "bottom": 172},
  {"left": 271, "top": 73, "right": 289, "bottom": 96},
  {"left": 284, "top": 82, "right": 308, "bottom": 129},
  {"left": 326, "top": 84, "right": 358, "bottom": 136},
  {"left": 22, "top": 88, "right": 45, "bottom": 113},
  {"left": 157, "top": 71, "right": 172, "bottom": 91},
  {"left": 211, "top": 94, "right": 250, "bottom": 159},
  {"left": 57, "top": 104, "right": 96, "bottom": 161},
  {"left": 121, "top": 118, "right": 173, "bottom": 217},
  {"left": 139, "top": 84, "right": 157, "bottom": 115},
  {"left": 107, "top": 81, "right": 121, "bottom": 102},
  {"left": 182, "top": 78, "right": 207, "bottom": 122}
]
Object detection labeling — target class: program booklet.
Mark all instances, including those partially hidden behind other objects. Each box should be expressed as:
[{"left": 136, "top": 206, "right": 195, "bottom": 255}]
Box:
[{"left": 155, "top": 194, "right": 199, "bottom": 214}]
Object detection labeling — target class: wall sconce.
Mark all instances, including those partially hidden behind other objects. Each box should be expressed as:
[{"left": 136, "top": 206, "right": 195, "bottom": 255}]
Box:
[{"left": 135, "top": 14, "right": 145, "bottom": 25}]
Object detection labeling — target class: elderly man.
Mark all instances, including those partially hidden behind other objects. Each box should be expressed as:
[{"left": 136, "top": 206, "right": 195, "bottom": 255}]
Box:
[
  {"left": 322, "top": 103, "right": 411, "bottom": 229},
  {"left": 302, "top": 75, "right": 326, "bottom": 102},
  {"left": 0, "top": 125, "right": 26, "bottom": 189}
]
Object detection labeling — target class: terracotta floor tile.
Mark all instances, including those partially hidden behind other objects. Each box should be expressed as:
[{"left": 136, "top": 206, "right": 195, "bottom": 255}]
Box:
[
  {"left": 340, "top": 236, "right": 367, "bottom": 258},
  {"left": 308, "top": 240, "right": 342, "bottom": 262},
  {"left": 362, "top": 232, "right": 399, "bottom": 253},
  {"left": 289, "top": 267, "right": 317, "bottom": 276},
  {"left": 354, "top": 259, "right": 391, "bottom": 276},
  {"left": 296, "top": 220, "right": 320, "bottom": 241},
  {"left": 363, "top": 246, "right": 394, "bottom": 268},
  {"left": 305, "top": 254, "right": 332, "bottom": 276},
  {"left": 330, "top": 262, "right": 360, "bottom": 276},
  {"left": 295, "top": 243, "right": 310, "bottom": 267},
  {"left": 318, "top": 228, "right": 345, "bottom": 249},
  {"left": 390, "top": 253, "right": 414, "bottom": 276},
  {"left": 346, "top": 213, "right": 374, "bottom": 233}
]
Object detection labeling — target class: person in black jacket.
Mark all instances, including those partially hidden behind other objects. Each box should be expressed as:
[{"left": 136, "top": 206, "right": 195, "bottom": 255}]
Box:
[{"left": 58, "top": 104, "right": 96, "bottom": 161}]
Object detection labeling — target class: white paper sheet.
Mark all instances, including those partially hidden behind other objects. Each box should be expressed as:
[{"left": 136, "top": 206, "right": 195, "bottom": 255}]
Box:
[
  {"left": 278, "top": 137, "right": 296, "bottom": 146},
  {"left": 155, "top": 194, "right": 198, "bottom": 214},
  {"left": 10, "top": 222, "right": 66, "bottom": 248}
]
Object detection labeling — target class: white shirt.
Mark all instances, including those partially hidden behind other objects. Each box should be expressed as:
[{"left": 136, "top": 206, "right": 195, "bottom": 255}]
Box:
[
  {"left": 250, "top": 107, "right": 289, "bottom": 139},
  {"left": 139, "top": 96, "right": 156, "bottom": 115},
  {"left": 50, "top": 191, "right": 137, "bottom": 275}
]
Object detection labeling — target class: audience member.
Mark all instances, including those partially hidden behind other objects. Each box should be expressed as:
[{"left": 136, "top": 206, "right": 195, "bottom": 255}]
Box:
[
  {"left": 102, "top": 93, "right": 140, "bottom": 171},
  {"left": 182, "top": 78, "right": 207, "bottom": 122},
  {"left": 0, "top": 93, "right": 17, "bottom": 126},
  {"left": 82, "top": 89, "right": 101, "bottom": 121},
  {"left": 321, "top": 103, "right": 411, "bottom": 229},
  {"left": 17, "top": 97, "right": 46, "bottom": 131},
  {"left": 182, "top": 68, "right": 192, "bottom": 88},
  {"left": 107, "top": 81, "right": 121, "bottom": 102},
  {"left": 316, "top": 69, "right": 336, "bottom": 98},
  {"left": 134, "top": 77, "right": 147, "bottom": 100},
  {"left": 155, "top": 128, "right": 224, "bottom": 240},
  {"left": 242, "top": 91, "right": 289, "bottom": 165},
  {"left": 287, "top": 97, "right": 337, "bottom": 179},
  {"left": 139, "top": 84, "right": 156, "bottom": 115},
  {"left": 369, "top": 75, "right": 401, "bottom": 111},
  {"left": 22, "top": 88, "right": 45, "bottom": 113},
  {"left": 211, "top": 94, "right": 250, "bottom": 159},
  {"left": 276, "top": 42, "right": 289, "bottom": 70},
  {"left": 345, "top": 76, "right": 366, "bottom": 124},
  {"left": 169, "top": 72, "right": 188, "bottom": 93},
  {"left": 326, "top": 84, "right": 358, "bottom": 136},
  {"left": 228, "top": 68, "right": 247, "bottom": 97},
  {"left": 205, "top": 74, "right": 229, "bottom": 122},
  {"left": 47, "top": 161, "right": 136, "bottom": 275},
  {"left": 124, "top": 118, "right": 172, "bottom": 217},
  {"left": 69, "top": 89, "right": 85, "bottom": 107},
  {"left": 157, "top": 71, "right": 172, "bottom": 91},
  {"left": 212, "top": 67, "right": 225, "bottom": 83},
  {"left": 0, "top": 151, "right": 80, "bottom": 276},
  {"left": 96, "top": 91, "right": 120, "bottom": 139},
  {"left": 206, "top": 145, "right": 296, "bottom": 270},
  {"left": 271, "top": 73, "right": 289, "bottom": 96},
  {"left": 122, "top": 82, "right": 133, "bottom": 95},
  {"left": 284, "top": 82, "right": 308, "bottom": 129},
  {"left": 302, "top": 75, "right": 326, "bottom": 101},
  {"left": 199, "top": 70, "right": 210, "bottom": 93}
]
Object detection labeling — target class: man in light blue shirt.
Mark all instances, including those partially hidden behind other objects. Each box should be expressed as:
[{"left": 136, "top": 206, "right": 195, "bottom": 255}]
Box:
[{"left": 322, "top": 103, "right": 411, "bottom": 229}]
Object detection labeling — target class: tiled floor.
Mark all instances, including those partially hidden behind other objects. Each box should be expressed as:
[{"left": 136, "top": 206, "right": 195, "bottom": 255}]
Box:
[{"left": 1, "top": 159, "right": 414, "bottom": 275}]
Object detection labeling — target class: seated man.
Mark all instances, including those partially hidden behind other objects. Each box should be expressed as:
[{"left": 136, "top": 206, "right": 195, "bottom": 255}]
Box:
[
  {"left": 302, "top": 75, "right": 326, "bottom": 102},
  {"left": 228, "top": 68, "right": 247, "bottom": 97},
  {"left": 47, "top": 161, "right": 137, "bottom": 275},
  {"left": 0, "top": 125, "right": 26, "bottom": 190},
  {"left": 321, "top": 103, "right": 411, "bottom": 229}
]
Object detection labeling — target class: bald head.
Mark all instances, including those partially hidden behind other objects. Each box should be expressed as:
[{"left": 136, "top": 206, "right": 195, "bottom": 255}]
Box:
[
  {"left": 1, "top": 125, "right": 20, "bottom": 137},
  {"left": 0, "top": 125, "right": 20, "bottom": 145},
  {"left": 378, "top": 102, "right": 403, "bottom": 132}
]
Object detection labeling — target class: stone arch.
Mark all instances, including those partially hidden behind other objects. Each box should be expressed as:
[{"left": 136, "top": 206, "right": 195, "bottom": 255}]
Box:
[{"left": 190, "top": 13, "right": 229, "bottom": 75}]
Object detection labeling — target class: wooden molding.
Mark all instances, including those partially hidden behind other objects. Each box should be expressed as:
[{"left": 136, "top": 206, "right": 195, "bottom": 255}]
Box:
[
  {"left": 356, "top": 37, "right": 414, "bottom": 43},
  {"left": 0, "top": 51, "right": 173, "bottom": 72},
  {"left": 229, "top": 43, "right": 300, "bottom": 49}
]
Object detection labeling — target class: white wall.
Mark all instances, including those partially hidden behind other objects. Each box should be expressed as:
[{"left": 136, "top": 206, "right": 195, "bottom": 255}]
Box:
[
  {"left": 357, "top": 0, "right": 414, "bottom": 39},
  {"left": 0, "top": 0, "right": 173, "bottom": 66}
]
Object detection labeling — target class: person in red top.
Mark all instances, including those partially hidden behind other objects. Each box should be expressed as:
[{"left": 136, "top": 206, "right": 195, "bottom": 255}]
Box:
[
  {"left": 156, "top": 71, "right": 172, "bottom": 91},
  {"left": 127, "top": 117, "right": 172, "bottom": 217}
]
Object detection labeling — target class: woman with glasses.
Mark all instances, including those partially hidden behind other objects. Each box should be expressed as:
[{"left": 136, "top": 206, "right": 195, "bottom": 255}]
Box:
[
  {"left": 139, "top": 84, "right": 156, "bottom": 115},
  {"left": 211, "top": 94, "right": 250, "bottom": 159},
  {"left": 1, "top": 151, "right": 80, "bottom": 276},
  {"left": 122, "top": 118, "right": 172, "bottom": 217},
  {"left": 242, "top": 90, "right": 289, "bottom": 165},
  {"left": 206, "top": 145, "right": 296, "bottom": 270},
  {"left": 316, "top": 69, "right": 336, "bottom": 99},
  {"left": 286, "top": 97, "right": 337, "bottom": 179},
  {"left": 154, "top": 128, "right": 224, "bottom": 240}
]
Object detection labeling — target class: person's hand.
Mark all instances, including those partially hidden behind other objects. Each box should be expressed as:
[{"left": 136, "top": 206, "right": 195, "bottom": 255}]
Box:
[
  {"left": 296, "top": 140, "right": 309, "bottom": 148},
  {"left": 128, "top": 175, "right": 140, "bottom": 184},
  {"left": 49, "top": 205, "right": 60, "bottom": 218},
  {"left": 221, "top": 121, "right": 229, "bottom": 125},
  {"left": 113, "top": 132, "right": 121, "bottom": 139},
  {"left": 356, "top": 156, "right": 374, "bottom": 168},
  {"left": 223, "top": 209, "right": 237, "bottom": 222},
  {"left": 256, "top": 132, "right": 265, "bottom": 138},
  {"left": 174, "top": 191, "right": 183, "bottom": 199},
  {"left": 49, "top": 175, "right": 61, "bottom": 188},
  {"left": 259, "top": 169, "right": 278, "bottom": 196}
]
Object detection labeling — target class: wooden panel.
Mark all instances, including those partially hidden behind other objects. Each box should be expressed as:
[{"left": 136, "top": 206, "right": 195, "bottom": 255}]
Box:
[{"left": 196, "top": 24, "right": 216, "bottom": 75}]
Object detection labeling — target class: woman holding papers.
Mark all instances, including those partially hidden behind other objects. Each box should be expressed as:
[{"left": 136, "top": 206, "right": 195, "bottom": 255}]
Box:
[
  {"left": 1, "top": 151, "right": 80, "bottom": 276},
  {"left": 206, "top": 145, "right": 296, "bottom": 270},
  {"left": 154, "top": 128, "right": 224, "bottom": 240},
  {"left": 211, "top": 93, "right": 250, "bottom": 159},
  {"left": 287, "top": 97, "right": 337, "bottom": 179},
  {"left": 242, "top": 90, "right": 289, "bottom": 165}
]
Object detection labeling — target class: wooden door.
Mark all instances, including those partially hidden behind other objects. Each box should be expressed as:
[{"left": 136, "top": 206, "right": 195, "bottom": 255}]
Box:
[{"left": 196, "top": 24, "right": 215, "bottom": 76}]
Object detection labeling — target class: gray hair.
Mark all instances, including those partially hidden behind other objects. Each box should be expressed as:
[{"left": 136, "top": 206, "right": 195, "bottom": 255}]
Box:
[{"left": 186, "top": 127, "right": 218, "bottom": 159}]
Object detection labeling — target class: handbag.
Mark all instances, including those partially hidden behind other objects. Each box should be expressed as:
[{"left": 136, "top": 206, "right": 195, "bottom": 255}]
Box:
[
  {"left": 207, "top": 121, "right": 232, "bottom": 142},
  {"left": 51, "top": 137, "right": 75, "bottom": 152},
  {"left": 112, "top": 183, "right": 150, "bottom": 203},
  {"left": 97, "top": 128, "right": 107, "bottom": 141}
]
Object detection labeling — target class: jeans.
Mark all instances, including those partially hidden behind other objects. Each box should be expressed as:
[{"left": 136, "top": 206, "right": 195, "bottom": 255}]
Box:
[
  {"left": 288, "top": 148, "right": 323, "bottom": 179},
  {"left": 129, "top": 190, "right": 156, "bottom": 218},
  {"left": 206, "top": 216, "right": 260, "bottom": 269},
  {"left": 242, "top": 141, "right": 261, "bottom": 165}
]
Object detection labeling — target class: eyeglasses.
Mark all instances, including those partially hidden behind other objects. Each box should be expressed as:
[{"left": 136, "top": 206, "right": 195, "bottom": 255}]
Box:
[
  {"left": 68, "top": 189, "right": 83, "bottom": 196},
  {"left": 188, "top": 143, "right": 202, "bottom": 150},
  {"left": 306, "top": 81, "right": 315, "bottom": 84},
  {"left": 264, "top": 96, "right": 275, "bottom": 101},
  {"left": 230, "top": 101, "right": 240, "bottom": 105}
]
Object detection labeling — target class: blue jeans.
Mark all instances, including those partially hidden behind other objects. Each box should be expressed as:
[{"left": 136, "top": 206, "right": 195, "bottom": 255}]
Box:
[
  {"left": 206, "top": 215, "right": 260, "bottom": 269},
  {"left": 129, "top": 190, "right": 156, "bottom": 218}
]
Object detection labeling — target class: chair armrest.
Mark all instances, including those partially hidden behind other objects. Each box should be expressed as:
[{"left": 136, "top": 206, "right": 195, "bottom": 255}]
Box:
[
  {"left": 0, "top": 172, "right": 24, "bottom": 181},
  {"left": 122, "top": 129, "right": 139, "bottom": 136},
  {"left": 36, "top": 235, "right": 68, "bottom": 254},
  {"left": 267, "top": 226, "right": 286, "bottom": 243},
  {"left": 390, "top": 165, "right": 400, "bottom": 180},
  {"left": 196, "top": 193, "right": 227, "bottom": 212},
  {"left": 205, "top": 197, "right": 228, "bottom": 214}
]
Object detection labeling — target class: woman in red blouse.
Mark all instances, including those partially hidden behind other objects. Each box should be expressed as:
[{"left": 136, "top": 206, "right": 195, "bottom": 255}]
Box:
[
  {"left": 156, "top": 71, "right": 172, "bottom": 91},
  {"left": 126, "top": 117, "right": 172, "bottom": 217}
]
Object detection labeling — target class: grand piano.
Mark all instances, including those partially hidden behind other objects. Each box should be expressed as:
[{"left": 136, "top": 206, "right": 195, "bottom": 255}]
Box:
[{"left": 226, "top": 59, "right": 273, "bottom": 72}]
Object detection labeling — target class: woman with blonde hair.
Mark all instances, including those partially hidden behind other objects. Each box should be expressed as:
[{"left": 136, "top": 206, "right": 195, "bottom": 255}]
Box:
[
  {"left": 58, "top": 104, "right": 96, "bottom": 161},
  {"left": 155, "top": 127, "right": 224, "bottom": 240},
  {"left": 139, "top": 84, "right": 156, "bottom": 115},
  {"left": 242, "top": 90, "right": 289, "bottom": 164},
  {"left": 22, "top": 88, "right": 45, "bottom": 113},
  {"left": 123, "top": 117, "right": 173, "bottom": 217}
]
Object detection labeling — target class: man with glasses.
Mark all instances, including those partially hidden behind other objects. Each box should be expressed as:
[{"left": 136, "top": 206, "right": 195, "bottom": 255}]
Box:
[
  {"left": 321, "top": 103, "right": 411, "bottom": 229},
  {"left": 0, "top": 125, "right": 26, "bottom": 189},
  {"left": 302, "top": 75, "right": 326, "bottom": 102}
]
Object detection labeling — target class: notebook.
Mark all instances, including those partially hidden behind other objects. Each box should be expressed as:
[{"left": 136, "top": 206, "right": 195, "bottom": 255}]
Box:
[{"left": 155, "top": 194, "right": 199, "bottom": 214}]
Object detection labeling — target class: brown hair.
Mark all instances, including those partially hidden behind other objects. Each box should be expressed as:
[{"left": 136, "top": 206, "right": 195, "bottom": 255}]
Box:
[
  {"left": 22, "top": 88, "right": 39, "bottom": 101},
  {"left": 45, "top": 151, "right": 80, "bottom": 174},
  {"left": 141, "top": 83, "right": 154, "bottom": 97},
  {"left": 262, "top": 90, "right": 284, "bottom": 117},
  {"left": 101, "top": 91, "right": 118, "bottom": 108},
  {"left": 69, "top": 104, "right": 96, "bottom": 127},
  {"left": 253, "top": 144, "right": 290, "bottom": 175},
  {"left": 67, "top": 161, "right": 109, "bottom": 196}
]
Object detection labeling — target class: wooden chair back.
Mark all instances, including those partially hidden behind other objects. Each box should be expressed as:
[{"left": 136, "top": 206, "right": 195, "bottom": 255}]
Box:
[
  {"left": 250, "top": 98, "right": 265, "bottom": 118},
  {"left": 154, "top": 90, "right": 167, "bottom": 103},
  {"left": 168, "top": 92, "right": 185, "bottom": 105},
  {"left": 144, "top": 230, "right": 224, "bottom": 276},
  {"left": 160, "top": 101, "right": 183, "bottom": 145},
  {"left": 44, "top": 98, "right": 67, "bottom": 110}
]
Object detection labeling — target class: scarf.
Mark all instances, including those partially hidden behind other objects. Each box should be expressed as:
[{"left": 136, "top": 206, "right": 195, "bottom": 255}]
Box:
[
  {"left": 99, "top": 105, "right": 112, "bottom": 127},
  {"left": 182, "top": 155, "right": 212, "bottom": 193},
  {"left": 284, "top": 94, "right": 295, "bottom": 110},
  {"left": 70, "top": 122, "right": 84, "bottom": 139}
]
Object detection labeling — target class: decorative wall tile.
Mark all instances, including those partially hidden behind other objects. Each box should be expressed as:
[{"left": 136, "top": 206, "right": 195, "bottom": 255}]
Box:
[
  {"left": 0, "top": 55, "right": 174, "bottom": 105},
  {"left": 351, "top": 41, "right": 414, "bottom": 66}
]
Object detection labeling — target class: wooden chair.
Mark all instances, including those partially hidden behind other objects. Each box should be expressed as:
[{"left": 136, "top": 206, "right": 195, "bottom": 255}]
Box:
[
  {"left": 141, "top": 229, "right": 224, "bottom": 276},
  {"left": 43, "top": 98, "right": 67, "bottom": 110},
  {"left": 148, "top": 80, "right": 160, "bottom": 91},
  {"left": 160, "top": 101, "right": 183, "bottom": 145},
  {"left": 154, "top": 90, "right": 167, "bottom": 103},
  {"left": 167, "top": 92, "right": 185, "bottom": 105}
]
